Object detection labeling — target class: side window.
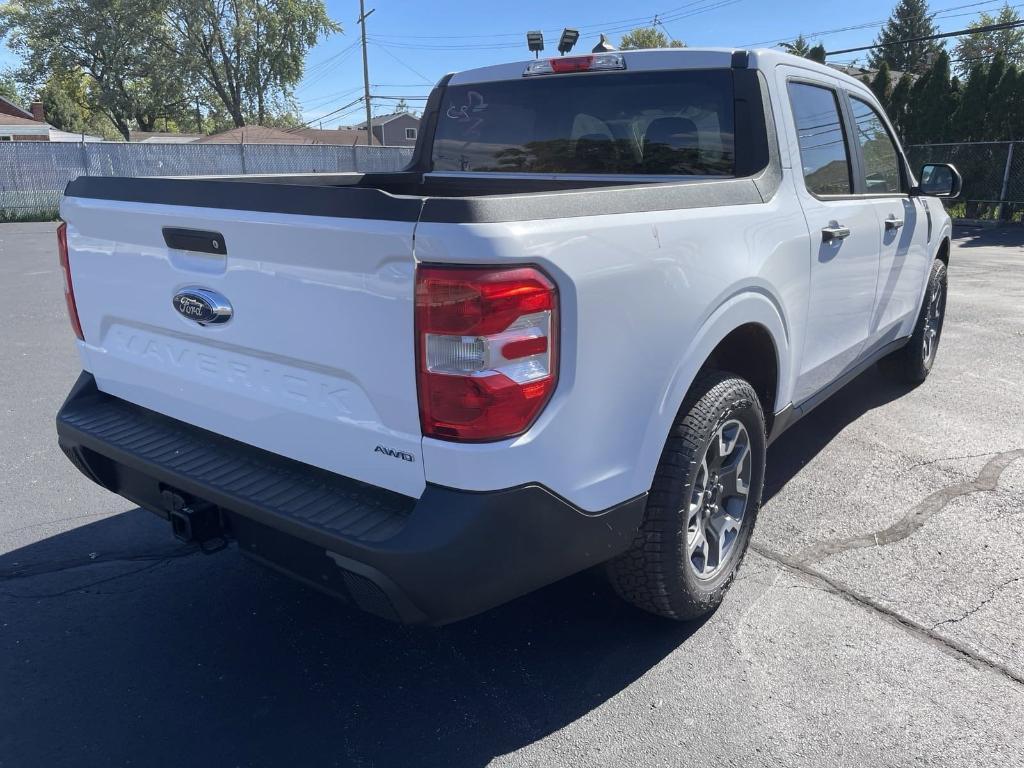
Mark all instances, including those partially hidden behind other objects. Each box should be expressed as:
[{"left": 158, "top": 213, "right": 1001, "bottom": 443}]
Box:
[
  {"left": 788, "top": 82, "right": 852, "bottom": 196},
  {"left": 849, "top": 96, "right": 902, "bottom": 194}
]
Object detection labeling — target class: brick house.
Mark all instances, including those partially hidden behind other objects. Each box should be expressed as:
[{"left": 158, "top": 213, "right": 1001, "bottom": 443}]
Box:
[{"left": 0, "top": 96, "right": 49, "bottom": 141}]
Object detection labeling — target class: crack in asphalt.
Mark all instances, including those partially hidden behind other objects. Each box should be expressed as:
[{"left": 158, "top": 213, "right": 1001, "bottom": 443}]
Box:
[
  {"left": 903, "top": 450, "right": 1008, "bottom": 472},
  {"left": 792, "top": 449, "right": 1024, "bottom": 565},
  {"left": 749, "top": 545, "right": 1024, "bottom": 688},
  {"left": 0, "top": 546, "right": 199, "bottom": 584},
  {"left": 1, "top": 511, "right": 117, "bottom": 537},
  {"left": 931, "top": 575, "right": 1024, "bottom": 631},
  {"left": 0, "top": 557, "right": 183, "bottom": 600}
]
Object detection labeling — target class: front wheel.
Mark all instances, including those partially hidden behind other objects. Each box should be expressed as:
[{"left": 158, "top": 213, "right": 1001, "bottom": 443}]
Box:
[
  {"left": 607, "top": 371, "right": 766, "bottom": 621},
  {"left": 881, "top": 258, "right": 948, "bottom": 384}
]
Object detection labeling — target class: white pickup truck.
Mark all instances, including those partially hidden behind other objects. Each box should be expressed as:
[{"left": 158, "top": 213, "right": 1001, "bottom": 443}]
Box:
[{"left": 56, "top": 48, "right": 960, "bottom": 625}]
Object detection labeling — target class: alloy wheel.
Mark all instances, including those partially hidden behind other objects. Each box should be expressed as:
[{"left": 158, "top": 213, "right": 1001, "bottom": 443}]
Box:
[
  {"left": 686, "top": 419, "right": 752, "bottom": 580},
  {"left": 922, "top": 277, "right": 946, "bottom": 365}
]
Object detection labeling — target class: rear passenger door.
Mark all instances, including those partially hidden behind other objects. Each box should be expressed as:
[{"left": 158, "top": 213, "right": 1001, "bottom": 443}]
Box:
[
  {"left": 844, "top": 93, "right": 930, "bottom": 342},
  {"left": 783, "top": 76, "right": 881, "bottom": 404}
]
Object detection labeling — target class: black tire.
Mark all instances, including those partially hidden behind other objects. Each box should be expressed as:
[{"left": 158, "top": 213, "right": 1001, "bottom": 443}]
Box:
[
  {"left": 607, "top": 371, "right": 766, "bottom": 621},
  {"left": 880, "top": 258, "right": 948, "bottom": 385}
]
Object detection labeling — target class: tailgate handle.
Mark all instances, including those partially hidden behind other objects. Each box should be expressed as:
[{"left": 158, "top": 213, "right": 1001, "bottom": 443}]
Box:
[{"left": 163, "top": 227, "right": 227, "bottom": 256}]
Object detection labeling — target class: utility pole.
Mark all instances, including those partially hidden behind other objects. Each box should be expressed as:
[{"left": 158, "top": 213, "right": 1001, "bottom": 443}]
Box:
[{"left": 358, "top": 0, "right": 375, "bottom": 147}]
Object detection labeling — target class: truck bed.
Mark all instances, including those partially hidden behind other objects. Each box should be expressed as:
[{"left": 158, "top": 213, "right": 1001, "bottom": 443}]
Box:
[{"left": 64, "top": 166, "right": 776, "bottom": 226}]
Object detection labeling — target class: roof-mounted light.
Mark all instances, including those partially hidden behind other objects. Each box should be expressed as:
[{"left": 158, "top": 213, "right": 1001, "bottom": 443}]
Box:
[
  {"left": 557, "top": 28, "right": 580, "bottom": 55},
  {"left": 523, "top": 53, "right": 626, "bottom": 77},
  {"left": 526, "top": 30, "right": 545, "bottom": 58}
]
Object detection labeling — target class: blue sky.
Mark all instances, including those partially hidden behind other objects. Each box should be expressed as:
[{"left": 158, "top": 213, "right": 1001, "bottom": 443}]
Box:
[{"left": 0, "top": 0, "right": 1014, "bottom": 127}]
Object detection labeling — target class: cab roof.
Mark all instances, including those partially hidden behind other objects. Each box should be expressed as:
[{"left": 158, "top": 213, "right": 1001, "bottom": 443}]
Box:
[{"left": 446, "top": 47, "right": 867, "bottom": 91}]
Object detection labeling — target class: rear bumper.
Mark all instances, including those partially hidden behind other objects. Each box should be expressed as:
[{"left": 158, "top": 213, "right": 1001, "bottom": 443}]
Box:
[{"left": 56, "top": 373, "right": 645, "bottom": 625}]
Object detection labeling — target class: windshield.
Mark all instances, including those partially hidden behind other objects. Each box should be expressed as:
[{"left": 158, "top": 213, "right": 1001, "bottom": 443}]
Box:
[{"left": 431, "top": 69, "right": 735, "bottom": 176}]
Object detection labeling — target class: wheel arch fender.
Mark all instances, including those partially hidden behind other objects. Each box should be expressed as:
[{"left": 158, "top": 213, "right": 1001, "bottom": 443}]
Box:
[{"left": 633, "top": 288, "right": 791, "bottom": 494}]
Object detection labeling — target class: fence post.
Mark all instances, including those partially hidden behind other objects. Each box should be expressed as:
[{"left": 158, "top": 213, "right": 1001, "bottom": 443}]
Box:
[
  {"left": 79, "top": 141, "right": 89, "bottom": 178},
  {"left": 999, "top": 142, "right": 1015, "bottom": 220},
  {"left": 239, "top": 142, "right": 247, "bottom": 174}
]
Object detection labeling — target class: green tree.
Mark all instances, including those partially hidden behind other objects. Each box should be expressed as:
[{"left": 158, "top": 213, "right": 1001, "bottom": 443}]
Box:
[
  {"left": 869, "top": 61, "right": 893, "bottom": 107},
  {"left": 780, "top": 35, "right": 827, "bottom": 62},
  {"left": 888, "top": 72, "right": 914, "bottom": 137},
  {"left": 985, "top": 51, "right": 1007, "bottom": 99},
  {"left": 38, "top": 70, "right": 89, "bottom": 131},
  {"left": 951, "top": 62, "right": 989, "bottom": 140},
  {"left": 780, "top": 35, "right": 812, "bottom": 57},
  {"left": 36, "top": 70, "right": 121, "bottom": 138},
  {"left": 619, "top": 27, "right": 684, "bottom": 50},
  {"left": 991, "top": 64, "right": 1022, "bottom": 139},
  {"left": 868, "top": 0, "right": 942, "bottom": 75},
  {"left": 166, "top": 0, "right": 340, "bottom": 127},
  {"left": 0, "top": 0, "right": 185, "bottom": 140},
  {"left": 902, "top": 50, "right": 955, "bottom": 143},
  {"left": 0, "top": 69, "right": 21, "bottom": 104},
  {"left": 953, "top": 3, "right": 1024, "bottom": 75}
]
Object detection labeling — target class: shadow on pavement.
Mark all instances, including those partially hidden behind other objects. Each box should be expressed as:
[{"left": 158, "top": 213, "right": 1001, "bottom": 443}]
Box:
[
  {"left": 764, "top": 365, "right": 911, "bottom": 503},
  {"left": 2, "top": 362, "right": 916, "bottom": 767},
  {"left": 0, "top": 506, "right": 702, "bottom": 767},
  {"left": 949, "top": 224, "right": 1024, "bottom": 249}
]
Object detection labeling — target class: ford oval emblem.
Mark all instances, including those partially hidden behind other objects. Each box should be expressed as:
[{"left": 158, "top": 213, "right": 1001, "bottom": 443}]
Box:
[{"left": 172, "top": 287, "right": 233, "bottom": 326}]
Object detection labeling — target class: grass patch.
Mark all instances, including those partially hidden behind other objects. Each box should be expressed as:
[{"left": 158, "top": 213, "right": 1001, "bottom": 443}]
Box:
[{"left": 0, "top": 209, "right": 60, "bottom": 223}]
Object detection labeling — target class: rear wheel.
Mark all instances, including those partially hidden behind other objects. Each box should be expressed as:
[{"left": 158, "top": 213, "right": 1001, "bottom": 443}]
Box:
[
  {"left": 607, "top": 371, "right": 766, "bottom": 620},
  {"left": 880, "top": 258, "right": 948, "bottom": 384}
]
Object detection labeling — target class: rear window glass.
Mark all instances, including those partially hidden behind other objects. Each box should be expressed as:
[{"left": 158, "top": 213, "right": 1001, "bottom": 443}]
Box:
[{"left": 431, "top": 70, "right": 735, "bottom": 176}]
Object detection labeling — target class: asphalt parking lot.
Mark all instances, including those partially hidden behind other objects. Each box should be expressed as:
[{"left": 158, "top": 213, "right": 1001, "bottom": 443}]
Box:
[{"left": 1, "top": 220, "right": 1022, "bottom": 767}]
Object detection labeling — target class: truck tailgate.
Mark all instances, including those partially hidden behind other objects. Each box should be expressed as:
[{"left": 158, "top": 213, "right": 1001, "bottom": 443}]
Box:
[{"left": 60, "top": 189, "right": 425, "bottom": 498}]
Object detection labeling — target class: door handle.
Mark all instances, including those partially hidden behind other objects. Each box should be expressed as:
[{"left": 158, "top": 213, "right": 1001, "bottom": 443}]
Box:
[
  {"left": 885, "top": 216, "right": 905, "bottom": 231},
  {"left": 821, "top": 224, "right": 851, "bottom": 243}
]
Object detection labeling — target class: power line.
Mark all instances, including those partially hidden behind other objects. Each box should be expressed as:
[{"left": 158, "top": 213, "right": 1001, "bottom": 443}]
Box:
[
  {"left": 296, "top": 39, "right": 360, "bottom": 91},
  {"left": 314, "top": 103, "right": 372, "bottom": 128},
  {"left": 292, "top": 96, "right": 366, "bottom": 131},
  {"left": 744, "top": 0, "right": 1013, "bottom": 48},
  {"left": 369, "top": 0, "right": 732, "bottom": 41},
  {"left": 297, "top": 40, "right": 361, "bottom": 93},
  {"left": 826, "top": 19, "right": 1024, "bottom": 56},
  {"left": 652, "top": 13, "right": 681, "bottom": 43},
  {"left": 301, "top": 85, "right": 366, "bottom": 110},
  {"left": 370, "top": 41, "right": 435, "bottom": 84},
  {"left": 368, "top": 0, "right": 744, "bottom": 51}
]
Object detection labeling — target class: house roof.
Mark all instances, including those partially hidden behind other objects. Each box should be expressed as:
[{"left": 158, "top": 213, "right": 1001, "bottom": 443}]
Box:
[
  {"left": 352, "top": 112, "right": 418, "bottom": 129},
  {"left": 194, "top": 126, "right": 307, "bottom": 144},
  {"left": 828, "top": 63, "right": 909, "bottom": 85},
  {"left": 129, "top": 131, "right": 203, "bottom": 143},
  {"left": 49, "top": 128, "right": 105, "bottom": 142},
  {"left": 0, "top": 95, "right": 34, "bottom": 120},
  {"left": 296, "top": 127, "right": 379, "bottom": 145},
  {"left": 195, "top": 125, "right": 379, "bottom": 145},
  {"left": 0, "top": 112, "right": 48, "bottom": 127}
]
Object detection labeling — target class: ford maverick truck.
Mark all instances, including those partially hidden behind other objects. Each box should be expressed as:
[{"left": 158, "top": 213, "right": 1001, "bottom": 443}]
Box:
[{"left": 55, "top": 49, "right": 960, "bottom": 624}]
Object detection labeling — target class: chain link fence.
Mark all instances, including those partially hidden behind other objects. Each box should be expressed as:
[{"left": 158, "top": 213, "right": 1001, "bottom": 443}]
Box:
[
  {"left": 0, "top": 142, "right": 415, "bottom": 220},
  {"left": 6, "top": 140, "right": 1019, "bottom": 222},
  {"left": 905, "top": 141, "right": 1024, "bottom": 221}
]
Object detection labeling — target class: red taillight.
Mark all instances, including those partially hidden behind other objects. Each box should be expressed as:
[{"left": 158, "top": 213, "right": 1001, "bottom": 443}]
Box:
[
  {"left": 551, "top": 55, "right": 596, "bottom": 74},
  {"left": 57, "top": 222, "right": 84, "bottom": 341},
  {"left": 523, "top": 52, "right": 626, "bottom": 77},
  {"left": 416, "top": 265, "right": 558, "bottom": 442}
]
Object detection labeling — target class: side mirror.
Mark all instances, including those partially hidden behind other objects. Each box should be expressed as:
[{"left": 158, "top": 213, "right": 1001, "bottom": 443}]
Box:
[{"left": 917, "top": 163, "right": 962, "bottom": 199}]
